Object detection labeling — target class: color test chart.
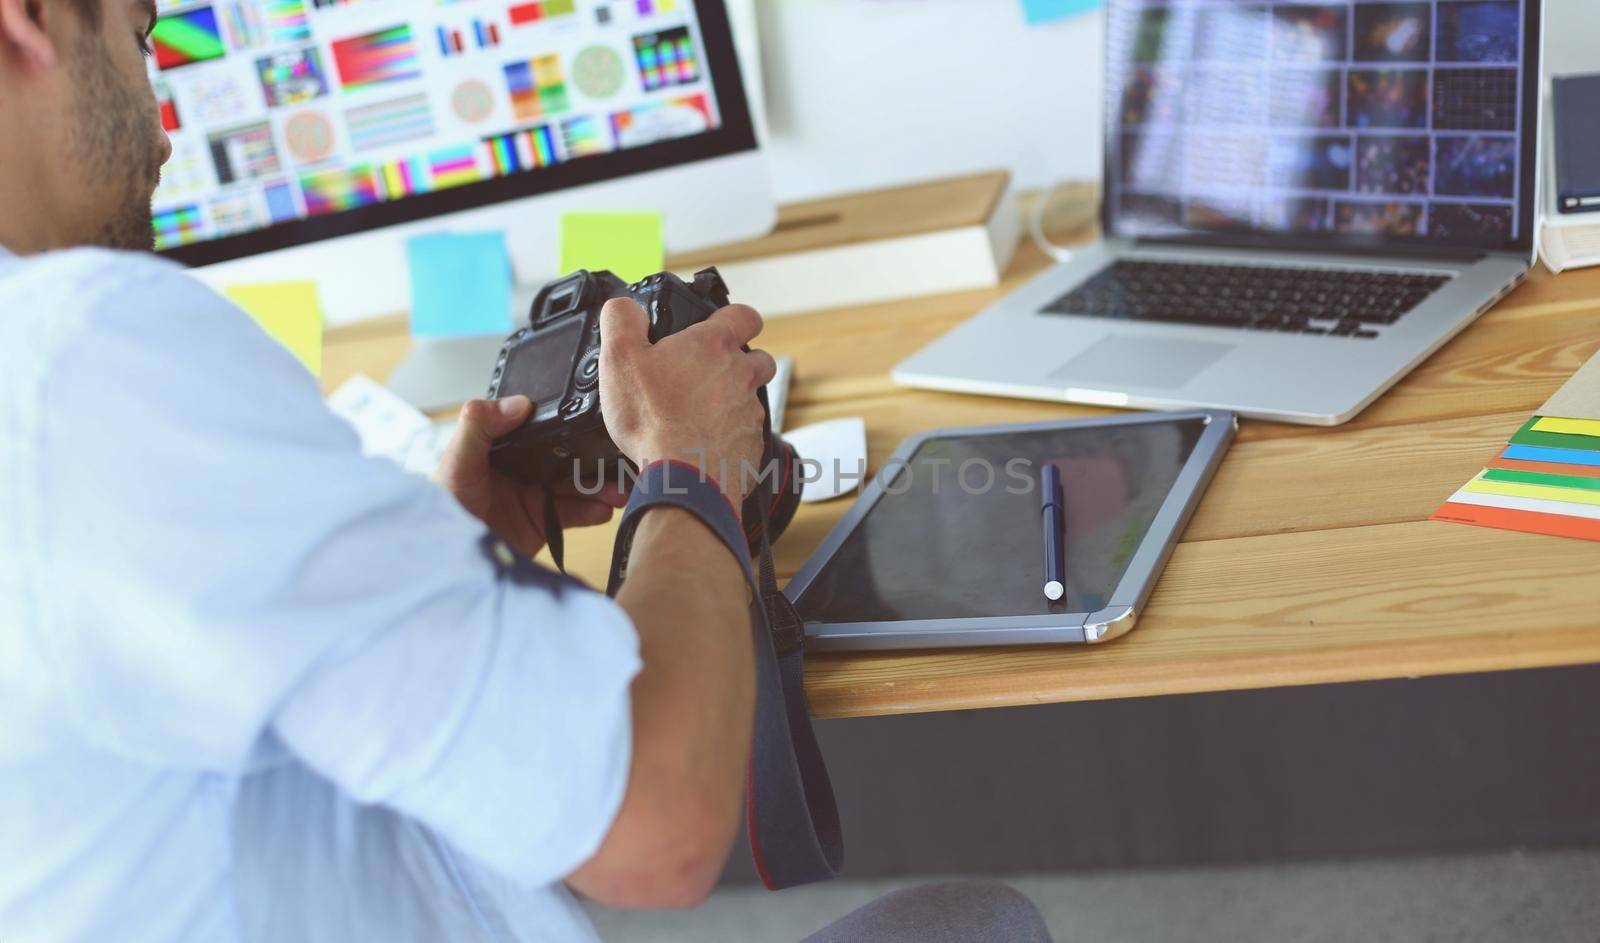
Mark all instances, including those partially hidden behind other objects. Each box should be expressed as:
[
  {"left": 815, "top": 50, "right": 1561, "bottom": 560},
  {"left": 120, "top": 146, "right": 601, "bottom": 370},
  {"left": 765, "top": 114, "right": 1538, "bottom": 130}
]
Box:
[{"left": 147, "top": 0, "right": 723, "bottom": 249}]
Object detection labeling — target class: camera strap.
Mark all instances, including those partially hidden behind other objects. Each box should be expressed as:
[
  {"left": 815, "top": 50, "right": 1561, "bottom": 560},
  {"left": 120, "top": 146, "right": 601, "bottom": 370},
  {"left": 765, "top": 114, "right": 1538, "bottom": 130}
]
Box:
[{"left": 602, "top": 460, "right": 844, "bottom": 890}]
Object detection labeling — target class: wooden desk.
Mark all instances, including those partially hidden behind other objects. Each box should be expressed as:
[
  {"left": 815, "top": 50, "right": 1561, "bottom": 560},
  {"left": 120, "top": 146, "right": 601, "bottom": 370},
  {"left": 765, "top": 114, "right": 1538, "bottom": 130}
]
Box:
[{"left": 323, "top": 232, "right": 1600, "bottom": 721}]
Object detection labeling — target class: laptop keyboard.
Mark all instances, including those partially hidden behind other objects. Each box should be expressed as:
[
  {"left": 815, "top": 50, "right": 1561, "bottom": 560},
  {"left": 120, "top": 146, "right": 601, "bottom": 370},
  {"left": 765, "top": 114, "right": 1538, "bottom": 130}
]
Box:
[{"left": 1042, "top": 261, "right": 1451, "bottom": 338}]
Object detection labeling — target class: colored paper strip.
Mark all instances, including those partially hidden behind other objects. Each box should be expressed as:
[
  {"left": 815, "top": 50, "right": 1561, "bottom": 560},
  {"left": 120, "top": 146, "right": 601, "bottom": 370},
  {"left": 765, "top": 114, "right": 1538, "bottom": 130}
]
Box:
[
  {"left": 1020, "top": 0, "right": 1100, "bottom": 24},
  {"left": 1487, "top": 456, "right": 1600, "bottom": 479},
  {"left": 1500, "top": 444, "right": 1600, "bottom": 467},
  {"left": 1431, "top": 501, "right": 1600, "bottom": 541},
  {"left": 1444, "top": 487, "right": 1600, "bottom": 520},
  {"left": 405, "top": 231, "right": 513, "bottom": 339},
  {"left": 1506, "top": 416, "right": 1600, "bottom": 452},
  {"left": 224, "top": 281, "right": 324, "bottom": 376},
  {"left": 559, "top": 211, "right": 664, "bottom": 284},
  {"left": 1482, "top": 467, "right": 1600, "bottom": 492},
  {"left": 1531, "top": 416, "right": 1600, "bottom": 437},
  {"left": 1462, "top": 472, "right": 1600, "bottom": 507}
]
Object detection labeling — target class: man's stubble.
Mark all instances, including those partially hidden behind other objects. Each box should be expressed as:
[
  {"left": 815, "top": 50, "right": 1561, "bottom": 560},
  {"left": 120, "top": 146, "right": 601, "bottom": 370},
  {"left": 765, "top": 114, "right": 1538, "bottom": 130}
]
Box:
[{"left": 69, "top": 38, "right": 163, "bottom": 252}]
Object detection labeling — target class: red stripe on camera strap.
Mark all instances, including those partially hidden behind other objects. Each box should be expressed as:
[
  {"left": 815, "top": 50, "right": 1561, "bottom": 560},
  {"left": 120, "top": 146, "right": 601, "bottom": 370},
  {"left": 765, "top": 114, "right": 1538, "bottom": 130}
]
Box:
[{"left": 605, "top": 460, "right": 844, "bottom": 890}]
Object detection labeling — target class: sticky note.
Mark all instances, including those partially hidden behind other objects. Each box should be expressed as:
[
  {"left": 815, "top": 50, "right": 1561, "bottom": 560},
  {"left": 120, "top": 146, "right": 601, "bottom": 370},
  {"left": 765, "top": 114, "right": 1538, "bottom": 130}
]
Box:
[
  {"left": 406, "top": 232, "right": 513, "bottom": 339},
  {"left": 1462, "top": 471, "right": 1600, "bottom": 507},
  {"left": 1506, "top": 416, "right": 1600, "bottom": 452},
  {"left": 1532, "top": 416, "right": 1600, "bottom": 437},
  {"left": 225, "top": 281, "right": 323, "bottom": 376},
  {"left": 1482, "top": 467, "right": 1600, "bottom": 492},
  {"left": 1020, "top": 0, "right": 1101, "bottom": 25},
  {"left": 1432, "top": 497, "right": 1600, "bottom": 541},
  {"left": 1488, "top": 456, "right": 1600, "bottom": 479},
  {"left": 1501, "top": 444, "right": 1600, "bottom": 467},
  {"left": 559, "top": 211, "right": 664, "bottom": 283}
]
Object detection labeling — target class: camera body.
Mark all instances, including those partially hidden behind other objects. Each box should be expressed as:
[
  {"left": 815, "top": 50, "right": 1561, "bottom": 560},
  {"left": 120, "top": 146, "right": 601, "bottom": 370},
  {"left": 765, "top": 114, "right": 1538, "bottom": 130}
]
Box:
[{"left": 487, "top": 267, "right": 732, "bottom": 485}]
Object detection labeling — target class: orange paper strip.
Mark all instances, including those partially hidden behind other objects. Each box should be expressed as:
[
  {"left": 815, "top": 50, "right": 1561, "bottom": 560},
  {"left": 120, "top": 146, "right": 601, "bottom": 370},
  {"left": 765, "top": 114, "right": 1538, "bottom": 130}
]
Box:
[
  {"left": 1487, "top": 456, "right": 1600, "bottom": 479},
  {"left": 1431, "top": 501, "right": 1600, "bottom": 541}
]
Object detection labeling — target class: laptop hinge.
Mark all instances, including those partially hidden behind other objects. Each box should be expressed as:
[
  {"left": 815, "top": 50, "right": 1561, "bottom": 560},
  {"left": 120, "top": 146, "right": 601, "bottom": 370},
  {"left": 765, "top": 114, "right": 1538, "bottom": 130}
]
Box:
[{"left": 1129, "top": 236, "right": 1490, "bottom": 265}]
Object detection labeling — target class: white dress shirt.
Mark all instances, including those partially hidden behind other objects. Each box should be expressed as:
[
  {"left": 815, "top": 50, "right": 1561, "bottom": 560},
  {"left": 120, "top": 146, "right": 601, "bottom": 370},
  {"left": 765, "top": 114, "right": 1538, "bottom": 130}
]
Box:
[{"left": 0, "top": 246, "right": 641, "bottom": 942}]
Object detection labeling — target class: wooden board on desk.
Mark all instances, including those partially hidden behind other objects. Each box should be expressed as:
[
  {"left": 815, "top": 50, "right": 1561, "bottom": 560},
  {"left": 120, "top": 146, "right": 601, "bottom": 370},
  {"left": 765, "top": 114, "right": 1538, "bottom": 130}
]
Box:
[{"left": 322, "top": 204, "right": 1600, "bottom": 721}]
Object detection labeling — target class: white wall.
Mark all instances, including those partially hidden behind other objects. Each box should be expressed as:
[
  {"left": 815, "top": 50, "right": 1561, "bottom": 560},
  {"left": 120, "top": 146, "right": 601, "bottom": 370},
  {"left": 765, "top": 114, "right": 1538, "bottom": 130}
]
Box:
[
  {"left": 752, "top": 0, "right": 1104, "bottom": 202},
  {"left": 752, "top": 0, "right": 1600, "bottom": 204}
]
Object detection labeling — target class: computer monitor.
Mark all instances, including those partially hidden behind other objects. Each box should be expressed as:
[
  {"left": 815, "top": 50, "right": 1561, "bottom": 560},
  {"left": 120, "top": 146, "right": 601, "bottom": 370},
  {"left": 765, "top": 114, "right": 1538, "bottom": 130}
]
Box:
[
  {"left": 1104, "top": 0, "right": 1540, "bottom": 254},
  {"left": 146, "top": 0, "right": 773, "bottom": 322}
]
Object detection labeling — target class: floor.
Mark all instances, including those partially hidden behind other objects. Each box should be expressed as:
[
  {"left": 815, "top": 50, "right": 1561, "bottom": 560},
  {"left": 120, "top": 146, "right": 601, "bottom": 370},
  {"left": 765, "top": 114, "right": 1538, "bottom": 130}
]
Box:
[{"left": 585, "top": 847, "right": 1600, "bottom": 943}]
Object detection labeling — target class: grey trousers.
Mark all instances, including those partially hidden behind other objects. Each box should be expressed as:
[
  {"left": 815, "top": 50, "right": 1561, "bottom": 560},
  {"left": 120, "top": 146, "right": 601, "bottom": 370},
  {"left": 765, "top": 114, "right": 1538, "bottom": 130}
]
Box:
[{"left": 800, "top": 881, "right": 1053, "bottom": 943}]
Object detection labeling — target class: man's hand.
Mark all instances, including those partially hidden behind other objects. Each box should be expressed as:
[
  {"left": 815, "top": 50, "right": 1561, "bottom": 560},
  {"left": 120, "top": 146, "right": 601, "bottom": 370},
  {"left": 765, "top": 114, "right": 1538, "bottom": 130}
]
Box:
[
  {"left": 599, "top": 298, "right": 778, "bottom": 508},
  {"left": 434, "top": 395, "right": 626, "bottom": 558}
]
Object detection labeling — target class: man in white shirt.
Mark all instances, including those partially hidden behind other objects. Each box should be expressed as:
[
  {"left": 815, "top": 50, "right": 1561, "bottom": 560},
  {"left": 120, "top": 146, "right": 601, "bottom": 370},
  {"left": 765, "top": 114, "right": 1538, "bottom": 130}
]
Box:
[{"left": 0, "top": 0, "right": 1054, "bottom": 939}]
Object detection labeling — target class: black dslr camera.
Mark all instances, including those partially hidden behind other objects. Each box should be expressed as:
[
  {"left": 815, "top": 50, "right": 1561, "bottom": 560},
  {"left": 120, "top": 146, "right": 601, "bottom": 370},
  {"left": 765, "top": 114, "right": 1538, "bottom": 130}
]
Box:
[{"left": 487, "top": 266, "right": 802, "bottom": 550}]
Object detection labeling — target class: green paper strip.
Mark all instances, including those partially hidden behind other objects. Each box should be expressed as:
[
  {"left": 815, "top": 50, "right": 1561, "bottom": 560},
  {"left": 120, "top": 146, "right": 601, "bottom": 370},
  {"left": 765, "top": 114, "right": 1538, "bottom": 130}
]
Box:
[
  {"left": 1506, "top": 416, "right": 1600, "bottom": 452},
  {"left": 1482, "top": 467, "right": 1600, "bottom": 493}
]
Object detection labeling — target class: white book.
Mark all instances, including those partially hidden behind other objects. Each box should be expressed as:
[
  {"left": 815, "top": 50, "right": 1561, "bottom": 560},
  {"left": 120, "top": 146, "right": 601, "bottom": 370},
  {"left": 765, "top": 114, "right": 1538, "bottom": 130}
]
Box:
[{"left": 668, "top": 171, "right": 1022, "bottom": 318}]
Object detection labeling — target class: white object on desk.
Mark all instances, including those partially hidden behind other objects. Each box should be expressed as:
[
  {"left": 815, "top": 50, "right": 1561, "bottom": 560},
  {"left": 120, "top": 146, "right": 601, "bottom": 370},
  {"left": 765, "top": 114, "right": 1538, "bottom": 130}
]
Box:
[
  {"left": 1540, "top": 79, "right": 1600, "bottom": 273},
  {"left": 328, "top": 374, "right": 457, "bottom": 477},
  {"left": 783, "top": 417, "right": 869, "bottom": 504},
  {"left": 766, "top": 355, "right": 794, "bottom": 434}
]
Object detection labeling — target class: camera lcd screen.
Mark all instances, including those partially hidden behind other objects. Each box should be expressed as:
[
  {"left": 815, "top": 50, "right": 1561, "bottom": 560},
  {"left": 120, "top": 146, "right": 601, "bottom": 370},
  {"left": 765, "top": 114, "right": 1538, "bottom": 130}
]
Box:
[
  {"left": 790, "top": 417, "right": 1207, "bottom": 624},
  {"left": 503, "top": 319, "right": 585, "bottom": 414}
]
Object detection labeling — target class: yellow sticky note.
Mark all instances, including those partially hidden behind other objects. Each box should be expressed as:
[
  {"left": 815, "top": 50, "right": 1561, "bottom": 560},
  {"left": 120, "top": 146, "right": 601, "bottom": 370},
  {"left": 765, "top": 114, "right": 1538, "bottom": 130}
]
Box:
[
  {"left": 1462, "top": 471, "right": 1600, "bottom": 507},
  {"left": 559, "top": 212, "right": 664, "bottom": 284},
  {"left": 1532, "top": 416, "right": 1600, "bottom": 437},
  {"left": 224, "top": 281, "right": 324, "bottom": 377}
]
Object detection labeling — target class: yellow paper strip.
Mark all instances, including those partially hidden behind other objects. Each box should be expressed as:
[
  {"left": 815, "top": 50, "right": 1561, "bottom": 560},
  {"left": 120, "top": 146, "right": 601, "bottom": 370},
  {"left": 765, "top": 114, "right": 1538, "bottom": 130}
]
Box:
[
  {"left": 1462, "top": 472, "right": 1600, "bottom": 508},
  {"left": 1531, "top": 416, "right": 1600, "bottom": 437},
  {"left": 224, "top": 281, "right": 324, "bottom": 377}
]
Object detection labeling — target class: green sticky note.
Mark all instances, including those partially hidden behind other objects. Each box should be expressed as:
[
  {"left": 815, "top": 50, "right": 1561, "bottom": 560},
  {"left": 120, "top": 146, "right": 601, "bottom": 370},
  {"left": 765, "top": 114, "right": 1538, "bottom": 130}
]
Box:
[
  {"left": 1507, "top": 416, "right": 1600, "bottom": 452},
  {"left": 560, "top": 211, "right": 664, "bottom": 283},
  {"left": 1483, "top": 468, "right": 1600, "bottom": 492},
  {"left": 224, "top": 281, "right": 324, "bottom": 377}
]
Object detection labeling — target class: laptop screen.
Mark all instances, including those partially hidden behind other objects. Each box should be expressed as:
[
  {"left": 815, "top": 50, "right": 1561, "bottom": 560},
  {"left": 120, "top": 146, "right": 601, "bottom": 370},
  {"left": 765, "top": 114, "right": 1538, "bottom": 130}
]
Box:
[{"left": 1104, "top": 0, "right": 1538, "bottom": 253}]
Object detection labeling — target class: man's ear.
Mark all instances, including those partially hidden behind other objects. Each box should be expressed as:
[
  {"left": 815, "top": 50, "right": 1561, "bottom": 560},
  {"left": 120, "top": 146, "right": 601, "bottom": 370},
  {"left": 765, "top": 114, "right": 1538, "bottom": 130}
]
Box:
[{"left": 0, "top": 0, "right": 58, "bottom": 70}]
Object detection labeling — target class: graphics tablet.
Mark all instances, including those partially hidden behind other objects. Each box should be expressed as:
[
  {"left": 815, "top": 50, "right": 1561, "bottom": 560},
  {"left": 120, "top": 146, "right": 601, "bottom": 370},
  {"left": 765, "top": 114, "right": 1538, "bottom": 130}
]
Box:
[{"left": 785, "top": 410, "right": 1236, "bottom": 651}]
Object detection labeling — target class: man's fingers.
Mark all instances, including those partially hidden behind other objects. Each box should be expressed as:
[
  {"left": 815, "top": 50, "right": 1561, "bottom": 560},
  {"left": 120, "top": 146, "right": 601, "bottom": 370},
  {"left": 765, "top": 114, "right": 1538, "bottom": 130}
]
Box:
[
  {"left": 450, "top": 396, "right": 530, "bottom": 452},
  {"left": 746, "top": 348, "right": 778, "bottom": 391},
  {"left": 599, "top": 297, "right": 649, "bottom": 355},
  {"left": 555, "top": 497, "right": 615, "bottom": 528},
  {"left": 704, "top": 303, "right": 763, "bottom": 349}
]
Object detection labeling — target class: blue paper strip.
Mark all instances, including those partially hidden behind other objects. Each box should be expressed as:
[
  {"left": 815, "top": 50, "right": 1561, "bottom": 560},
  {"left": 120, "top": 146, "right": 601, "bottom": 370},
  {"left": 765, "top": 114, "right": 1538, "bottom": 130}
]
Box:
[
  {"left": 1502, "top": 444, "right": 1600, "bottom": 467},
  {"left": 406, "top": 232, "right": 514, "bottom": 339}
]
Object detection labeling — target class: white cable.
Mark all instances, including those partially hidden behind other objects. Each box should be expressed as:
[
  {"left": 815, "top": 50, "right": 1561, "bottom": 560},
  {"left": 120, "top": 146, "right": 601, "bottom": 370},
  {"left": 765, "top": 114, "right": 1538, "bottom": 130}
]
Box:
[{"left": 1028, "top": 181, "right": 1081, "bottom": 264}]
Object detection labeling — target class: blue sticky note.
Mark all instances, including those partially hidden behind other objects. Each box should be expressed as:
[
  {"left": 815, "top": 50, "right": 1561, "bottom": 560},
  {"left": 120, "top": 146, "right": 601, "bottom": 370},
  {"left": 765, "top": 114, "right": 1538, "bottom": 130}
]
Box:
[
  {"left": 1021, "top": 0, "right": 1100, "bottom": 25},
  {"left": 1502, "top": 445, "right": 1600, "bottom": 467},
  {"left": 406, "top": 232, "right": 514, "bottom": 339}
]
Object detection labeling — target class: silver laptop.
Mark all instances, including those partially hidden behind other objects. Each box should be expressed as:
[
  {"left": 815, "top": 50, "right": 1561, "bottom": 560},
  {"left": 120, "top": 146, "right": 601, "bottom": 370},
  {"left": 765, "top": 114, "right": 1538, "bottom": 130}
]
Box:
[{"left": 896, "top": 0, "right": 1541, "bottom": 426}]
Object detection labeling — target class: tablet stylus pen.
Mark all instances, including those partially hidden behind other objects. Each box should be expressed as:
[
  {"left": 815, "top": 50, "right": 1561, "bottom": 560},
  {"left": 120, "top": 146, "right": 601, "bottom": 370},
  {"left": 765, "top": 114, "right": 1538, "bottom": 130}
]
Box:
[{"left": 1041, "top": 464, "right": 1066, "bottom": 602}]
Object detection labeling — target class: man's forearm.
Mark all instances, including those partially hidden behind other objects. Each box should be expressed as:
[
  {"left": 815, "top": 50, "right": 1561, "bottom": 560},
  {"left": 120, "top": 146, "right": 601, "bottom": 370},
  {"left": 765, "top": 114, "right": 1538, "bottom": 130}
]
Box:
[{"left": 567, "top": 505, "right": 755, "bottom": 906}]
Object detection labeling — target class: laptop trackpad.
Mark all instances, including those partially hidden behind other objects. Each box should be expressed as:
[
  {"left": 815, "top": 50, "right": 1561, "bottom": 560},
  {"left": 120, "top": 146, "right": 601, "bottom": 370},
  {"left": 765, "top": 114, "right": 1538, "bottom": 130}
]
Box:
[{"left": 1048, "top": 334, "right": 1233, "bottom": 390}]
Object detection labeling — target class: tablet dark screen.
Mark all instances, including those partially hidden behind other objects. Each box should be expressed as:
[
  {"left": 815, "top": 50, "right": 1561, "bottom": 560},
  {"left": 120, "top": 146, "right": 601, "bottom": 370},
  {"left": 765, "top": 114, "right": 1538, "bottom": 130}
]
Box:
[{"left": 790, "top": 418, "right": 1207, "bottom": 624}]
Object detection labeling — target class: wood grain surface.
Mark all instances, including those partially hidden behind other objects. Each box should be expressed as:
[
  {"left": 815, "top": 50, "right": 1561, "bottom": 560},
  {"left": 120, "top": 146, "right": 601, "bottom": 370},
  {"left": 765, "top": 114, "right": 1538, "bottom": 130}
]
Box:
[{"left": 322, "top": 208, "right": 1600, "bottom": 720}]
